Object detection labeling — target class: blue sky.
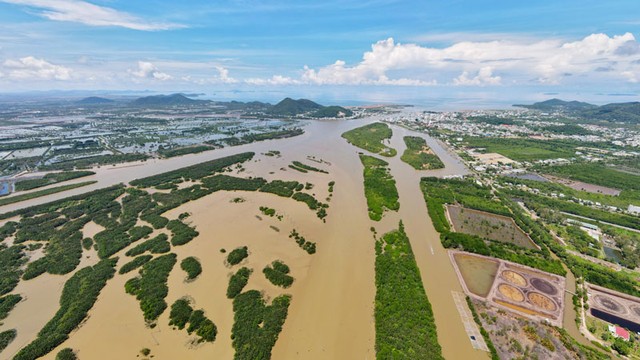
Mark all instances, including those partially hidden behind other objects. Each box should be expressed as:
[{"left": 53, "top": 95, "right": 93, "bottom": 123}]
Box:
[{"left": 0, "top": 0, "right": 638, "bottom": 106}]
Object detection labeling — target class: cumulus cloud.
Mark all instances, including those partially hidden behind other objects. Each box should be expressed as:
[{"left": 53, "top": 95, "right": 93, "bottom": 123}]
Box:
[
  {"left": 245, "top": 75, "right": 300, "bottom": 85},
  {"left": 3, "top": 56, "right": 71, "bottom": 80},
  {"left": 291, "top": 33, "right": 640, "bottom": 86},
  {"left": 130, "top": 61, "right": 172, "bottom": 80},
  {"left": 1, "top": 0, "right": 183, "bottom": 31},
  {"left": 453, "top": 66, "right": 501, "bottom": 86},
  {"left": 214, "top": 66, "right": 237, "bottom": 84}
]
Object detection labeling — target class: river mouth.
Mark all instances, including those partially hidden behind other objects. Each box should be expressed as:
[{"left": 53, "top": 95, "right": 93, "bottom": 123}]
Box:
[{"left": 453, "top": 253, "right": 499, "bottom": 297}]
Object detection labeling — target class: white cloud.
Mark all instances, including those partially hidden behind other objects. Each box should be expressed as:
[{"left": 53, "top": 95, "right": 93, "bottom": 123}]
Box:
[
  {"left": 454, "top": 66, "right": 501, "bottom": 86},
  {"left": 214, "top": 66, "right": 237, "bottom": 84},
  {"left": 245, "top": 75, "right": 300, "bottom": 85},
  {"left": 294, "top": 33, "right": 640, "bottom": 86},
  {"left": 130, "top": 61, "right": 172, "bottom": 81},
  {"left": 3, "top": 56, "right": 71, "bottom": 80},
  {"left": 1, "top": 0, "right": 183, "bottom": 31}
]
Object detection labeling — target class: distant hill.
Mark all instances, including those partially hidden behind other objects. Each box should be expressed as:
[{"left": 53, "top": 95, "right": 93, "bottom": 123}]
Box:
[
  {"left": 77, "top": 96, "right": 115, "bottom": 105},
  {"left": 514, "top": 98, "right": 597, "bottom": 111},
  {"left": 269, "top": 98, "right": 323, "bottom": 116},
  {"left": 515, "top": 99, "right": 640, "bottom": 124},
  {"left": 215, "top": 100, "right": 272, "bottom": 111},
  {"left": 312, "top": 106, "right": 353, "bottom": 118},
  {"left": 269, "top": 98, "right": 352, "bottom": 118},
  {"left": 130, "top": 93, "right": 207, "bottom": 107}
]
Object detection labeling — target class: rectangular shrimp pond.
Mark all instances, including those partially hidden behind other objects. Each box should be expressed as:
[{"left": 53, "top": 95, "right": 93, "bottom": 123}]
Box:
[{"left": 450, "top": 251, "right": 566, "bottom": 326}]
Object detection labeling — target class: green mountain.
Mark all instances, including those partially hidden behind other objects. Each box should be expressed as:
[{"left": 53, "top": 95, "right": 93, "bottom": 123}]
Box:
[
  {"left": 514, "top": 98, "right": 596, "bottom": 111},
  {"left": 269, "top": 98, "right": 352, "bottom": 117},
  {"left": 77, "top": 97, "right": 115, "bottom": 105},
  {"left": 269, "top": 98, "right": 324, "bottom": 116},
  {"left": 515, "top": 99, "right": 640, "bottom": 124},
  {"left": 130, "top": 93, "right": 207, "bottom": 107},
  {"left": 312, "top": 106, "right": 353, "bottom": 118}
]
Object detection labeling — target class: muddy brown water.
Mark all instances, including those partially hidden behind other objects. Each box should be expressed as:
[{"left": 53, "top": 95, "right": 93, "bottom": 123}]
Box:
[
  {"left": 453, "top": 253, "right": 500, "bottom": 297},
  {"left": 2, "top": 119, "right": 485, "bottom": 359}
]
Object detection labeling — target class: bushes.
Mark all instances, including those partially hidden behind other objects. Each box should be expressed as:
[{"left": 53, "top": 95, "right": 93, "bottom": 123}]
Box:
[
  {"left": 181, "top": 257, "right": 202, "bottom": 280},
  {"left": 55, "top": 348, "right": 77, "bottom": 360},
  {"left": 289, "top": 229, "right": 316, "bottom": 254},
  {"left": 201, "top": 174, "right": 266, "bottom": 192},
  {"left": 342, "top": 122, "right": 397, "bottom": 157},
  {"left": 227, "top": 246, "right": 249, "bottom": 266},
  {"left": 125, "top": 253, "right": 177, "bottom": 322},
  {"left": 0, "top": 294, "right": 21, "bottom": 320},
  {"left": 0, "top": 244, "right": 27, "bottom": 295},
  {"left": 263, "top": 260, "right": 294, "bottom": 288},
  {"left": 360, "top": 155, "right": 399, "bottom": 221},
  {"left": 400, "top": 136, "right": 444, "bottom": 170},
  {"left": 23, "top": 230, "right": 84, "bottom": 279},
  {"left": 0, "top": 329, "right": 16, "bottom": 353},
  {"left": 290, "top": 161, "right": 328, "bottom": 174},
  {"left": 119, "top": 255, "right": 153, "bottom": 275},
  {"left": 126, "top": 234, "right": 170, "bottom": 257},
  {"left": 259, "top": 180, "right": 300, "bottom": 198},
  {"left": 169, "top": 298, "right": 193, "bottom": 329},
  {"left": 167, "top": 220, "right": 199, "bottom": 246},
  {"left": 374, "top": 223, "right": 443, "bottom": 360},
  {"left": 130, "top": 152, "right": 255, "bottom": 188},
  {"left": 14, "top": 258, "right": 116, "bottom": 360},
  {"left": 227, "top": 267, "right": 252, "bottom": 299},
  {"left": 231, "top": 290, "right": 291, "bottom": 360}
]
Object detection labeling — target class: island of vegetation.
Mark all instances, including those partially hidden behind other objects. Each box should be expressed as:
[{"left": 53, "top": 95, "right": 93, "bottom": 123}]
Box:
[
  {"left": 375, "top": 222, "right": 443, "bottom": 359},
  {"left": 263, "top": 260, "right": 294, "bottom": 288},
  {"left": 360, "top": 155, "right": 399, "bottom": 221},
  {"left": 168, "top": 298, "right": 217, "bottom": 342},
  {"left": 180, "top": 256, "right": 202, "bottom": 281},
  {"left": 400, "top": 136, "right": 444, "bottom": 170},
  {"left": 342, "top": 122, "right": 397, "bottom": 157}
]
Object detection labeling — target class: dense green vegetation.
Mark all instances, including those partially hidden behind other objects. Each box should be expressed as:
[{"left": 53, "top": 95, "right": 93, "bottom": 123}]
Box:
[
  {"left": 539, "top": 124, "right": 593, "bottom": 136},
  {"left": 23, "top": 225, "right": 85, "bottom": 280},
  {"left": 291, "top": 192, "right": 329, "bottom": 219},
  {"left": 167, "top": 220, "right": 199, "bottom": 246},
  {"left": 360, "top": 155, "right": 399, "bottom": 221},
  {"left": 342, "top": 122, "right": 397, "bottom": 157},
  {"left": 312, "top": 105, "right": 353, "bottom": 118},
  {"left": 125, "top": 233, "right": 170, "bottom": 257},
  {"left": 0, "top": 294, "right": 21, "bottom": 320},
  {"left": 15, "top": 171, "right": 95, "bottom": 191},
  {"left": 0, "top": 244, "right": 27, "bottom": 295},
  {"left": 168, "top": 298, "right": 217, "bottom": 342},
  {"left": 374, "top": 223, "right": 443, "bottom": 360},
  {"left": 263, "top": 260, "right": 294, "bottom": 288},
  {"left": 290, "top": 161, "right": 328, "bottom": 174},
  {"left": 507, "top": 187, "right": 640, "bottom": 231},
  {"left": 227, "top": 246, "right": 249, "bottom": 266},
  {"left": 55, "top": 348, "right": 77, "bottom": 360},
  {"left": 159, "top": 145, "right": 213, "bottom": 158},
  {"left": 400, "top": 136, "right": 444, "bottom": 170},
  {"left": 540, "top": 162, "right": 640, "bottom": 191},
  {"left": 169, "top": 298, "right": 193, "bottom": 329},
  {"left": 125, "top": 253, "right": 177, "bottom": 322},
  {"left": 0, "top": 181, "right": 96, "bottom": 207},
  {"left": 130, "top": 152, "right": 254, "bottom": 188},
  {"left": 0, "top": 329, "right": 16, "bottom": 353},
  {"left": 289, "top": 229, "right": 316, "bottom": 254},
  {"left": 119, "top": 255, "right": 153, "bottom": 275},
  {"left": 268, "top": 97, "right": 322, "bottom": 116},
  {"left": 227, "top": 267, "right": 252, "bottom": 299},
  {"left": 181, "top": 256, "right": 202, "bottom": 280},
  {"left": 231, "top": 290, "right": 291, "bottom": 360},
  {"left": 14, "top": 258, "right": 116, "bottom": 360},
  {"left": 463, "top": 137, "right": 581, "bottom": 161},
  {"left": 260, "top": 180, "right": 299, "bottom": 197}
]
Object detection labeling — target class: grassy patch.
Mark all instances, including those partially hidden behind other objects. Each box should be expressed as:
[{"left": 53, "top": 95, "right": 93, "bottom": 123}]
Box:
[{"left": 463, "top": 137, "right": 579, "bottom": 161}]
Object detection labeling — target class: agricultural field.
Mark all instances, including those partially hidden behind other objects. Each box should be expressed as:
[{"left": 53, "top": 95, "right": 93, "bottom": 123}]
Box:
[
  {"left": 446, "top": 205, "right": 538, "bottom": 250},
  {"left": 463, "top": 137, "right": 580, "bottom": 162}
]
